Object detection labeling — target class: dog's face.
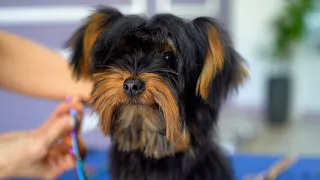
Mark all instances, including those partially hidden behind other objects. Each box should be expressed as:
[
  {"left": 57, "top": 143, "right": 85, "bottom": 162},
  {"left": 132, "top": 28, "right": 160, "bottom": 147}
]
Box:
[{"left": 67, "top": 6, "right": 248, "bottom": 159}]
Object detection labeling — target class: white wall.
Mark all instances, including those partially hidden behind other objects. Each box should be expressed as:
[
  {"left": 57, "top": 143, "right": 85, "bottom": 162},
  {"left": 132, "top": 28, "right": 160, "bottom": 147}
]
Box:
[
  {"left": 229, "top": 0, "right": 320, "bottom": 119},
  {"left": 292, "top": 44, "right": 320, "bottom": 117},
  {"left": 61, "top": 0, "right": 320, "bottom": 133}
]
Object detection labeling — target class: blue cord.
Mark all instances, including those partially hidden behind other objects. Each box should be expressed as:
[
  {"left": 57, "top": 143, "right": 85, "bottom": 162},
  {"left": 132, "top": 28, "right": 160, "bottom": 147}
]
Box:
[
  {"left": 66, "top": 97, "right": 107, "bottom": 180},
  {"left": 69, "top": 109, "right": 87, "bottom": 180}
]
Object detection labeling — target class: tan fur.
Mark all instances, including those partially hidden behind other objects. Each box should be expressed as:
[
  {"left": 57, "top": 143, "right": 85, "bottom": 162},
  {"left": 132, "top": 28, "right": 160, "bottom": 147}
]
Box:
[
  {"left": 89, "top": 68, "right": 190, "bottom": 158},
  {"left": 140, "top": 73, "right": 181, "bottom": 143},
  {"left": 113, "top": 105, "right": 189, "bottom": 158},
  {"left": 80, "top": 13, "right": 106, "bottom": 76},
  {"left": 236, "top": 63, "right": 249, "bottom": 85},
  {"left": 196, "top": 25, "right": 224, "bottom": 100},
  {"left": 90, "top": 68, "right": 130, "bottom": 134}
]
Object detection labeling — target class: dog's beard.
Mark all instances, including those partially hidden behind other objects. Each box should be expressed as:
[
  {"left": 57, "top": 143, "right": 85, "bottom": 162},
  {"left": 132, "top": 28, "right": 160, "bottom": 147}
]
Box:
[{"left": 90, "top": 68, "right": 189, "bottom": 158}]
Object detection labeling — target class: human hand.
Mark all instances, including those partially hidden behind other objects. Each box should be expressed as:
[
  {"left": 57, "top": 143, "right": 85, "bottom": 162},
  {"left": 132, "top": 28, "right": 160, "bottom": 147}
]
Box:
[{"left": 0, "top": 98, "right": 84, "bottom": 179}]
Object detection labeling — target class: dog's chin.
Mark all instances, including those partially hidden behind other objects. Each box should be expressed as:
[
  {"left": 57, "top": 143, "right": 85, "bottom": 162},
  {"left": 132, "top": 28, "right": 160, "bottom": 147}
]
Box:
[{"left": 110, "top": 104, "right": 188, "bottom": 159}]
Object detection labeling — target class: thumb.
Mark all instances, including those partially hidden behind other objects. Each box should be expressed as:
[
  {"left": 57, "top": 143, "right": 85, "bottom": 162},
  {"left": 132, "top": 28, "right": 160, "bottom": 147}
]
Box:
[{"left": 40, "top": 115, "right": 75, "bottom": 147}]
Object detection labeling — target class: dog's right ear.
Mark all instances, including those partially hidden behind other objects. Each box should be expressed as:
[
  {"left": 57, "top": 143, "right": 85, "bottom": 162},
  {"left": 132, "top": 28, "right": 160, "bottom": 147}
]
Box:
[{"left": 65, "top": 6, "right": 123, "bottom": 79}]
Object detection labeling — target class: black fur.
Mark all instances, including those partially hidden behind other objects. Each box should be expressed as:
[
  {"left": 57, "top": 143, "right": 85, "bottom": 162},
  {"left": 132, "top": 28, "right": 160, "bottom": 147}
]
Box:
[{"left": 67, "top": 6, "right": 247, "bottom": 180}]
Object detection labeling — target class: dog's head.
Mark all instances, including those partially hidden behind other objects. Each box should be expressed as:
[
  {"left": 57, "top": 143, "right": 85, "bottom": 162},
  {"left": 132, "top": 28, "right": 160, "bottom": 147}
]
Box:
[{"left": 67, "top": 6, "right": 248, "bottom": 158}]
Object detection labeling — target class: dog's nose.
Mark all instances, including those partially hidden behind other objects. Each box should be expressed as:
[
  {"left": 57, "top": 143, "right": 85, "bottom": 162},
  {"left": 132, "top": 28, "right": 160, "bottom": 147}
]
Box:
[{"left": 123, "top": 78, "right": 145, "bottom": 96}]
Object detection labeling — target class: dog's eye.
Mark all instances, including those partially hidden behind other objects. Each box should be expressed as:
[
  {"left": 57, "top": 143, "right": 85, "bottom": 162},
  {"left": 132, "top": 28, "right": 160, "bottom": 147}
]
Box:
[{"left": 163, "top": 52, "right": 174, "bottom": 61}]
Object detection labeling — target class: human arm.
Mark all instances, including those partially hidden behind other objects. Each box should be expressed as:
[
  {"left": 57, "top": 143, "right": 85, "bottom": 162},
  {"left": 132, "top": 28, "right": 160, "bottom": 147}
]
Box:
[{"left": 0, "top": 30, "right": 93, "bottom": 101}]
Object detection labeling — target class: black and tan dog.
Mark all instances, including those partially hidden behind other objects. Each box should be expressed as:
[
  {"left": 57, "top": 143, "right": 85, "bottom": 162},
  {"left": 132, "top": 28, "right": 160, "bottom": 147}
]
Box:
[{"left": 66, "top": 6, "right": 248, "bottom": 180}]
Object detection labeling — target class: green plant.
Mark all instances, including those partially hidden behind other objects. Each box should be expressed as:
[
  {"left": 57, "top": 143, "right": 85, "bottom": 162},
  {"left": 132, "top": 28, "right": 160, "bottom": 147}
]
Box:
[{"left": 272, "top": 0, "right": 315, "bottom": 60}]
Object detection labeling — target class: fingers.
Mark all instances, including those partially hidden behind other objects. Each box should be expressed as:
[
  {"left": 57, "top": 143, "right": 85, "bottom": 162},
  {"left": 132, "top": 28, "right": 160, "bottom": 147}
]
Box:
[
  {"left": 40, "top": 115, "right": 74, "bottom": 147},
  {"left": 24, "top": 97, "right": 86, "bottom": 179},
  {"left": 48, "top": 140, "right": 70, "bottom": 159},
  {"left": 39, "top": 138, "right": 77, "bottom": 179},
  {"left": 48, "top": 143, "right": 76, "bottom": 169},
  {"left": 39, "top": 97, "right": 84, "bottom": 147},
  {"left": 48, "top": 97, "right": 84, "bottom": 126},
  {"left": 42, "top": 154, "right": 76, "bottom": 180}
]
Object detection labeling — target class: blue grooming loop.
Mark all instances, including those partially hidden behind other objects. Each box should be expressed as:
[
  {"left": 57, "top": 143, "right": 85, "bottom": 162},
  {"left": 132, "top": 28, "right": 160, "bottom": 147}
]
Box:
[{"left": 8, "top": 150, "right": 320, "bottom": 180}]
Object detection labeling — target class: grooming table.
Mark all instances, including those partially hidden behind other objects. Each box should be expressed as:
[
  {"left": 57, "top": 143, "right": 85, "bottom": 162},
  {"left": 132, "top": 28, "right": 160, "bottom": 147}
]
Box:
[{"left": 8, "top": 150, "right": 320, "bottom": 180}]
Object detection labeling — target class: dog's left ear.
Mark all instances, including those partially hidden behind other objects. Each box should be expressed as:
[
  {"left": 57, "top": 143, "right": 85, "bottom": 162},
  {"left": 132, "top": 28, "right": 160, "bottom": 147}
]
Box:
[
  {"left": 65, "top": 6, "right": 123, "bottom": 79},
  {"left": 192, "top": 17, "right": 249, "bottom": 103}
]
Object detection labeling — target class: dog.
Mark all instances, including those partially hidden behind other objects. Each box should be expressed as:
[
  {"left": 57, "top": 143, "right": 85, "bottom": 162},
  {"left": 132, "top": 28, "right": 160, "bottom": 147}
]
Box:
[{"left": 66, "top": 5, "right": 248, "bottom": 180}]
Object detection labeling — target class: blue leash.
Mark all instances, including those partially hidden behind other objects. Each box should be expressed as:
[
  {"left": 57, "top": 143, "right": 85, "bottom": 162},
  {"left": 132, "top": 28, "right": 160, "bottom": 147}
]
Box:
[
  {"left": 67, "top": 97, "right": 87, "bottom": 180},
  {"left": 66, "top": 98, "right": 110, "bottom": 180}
]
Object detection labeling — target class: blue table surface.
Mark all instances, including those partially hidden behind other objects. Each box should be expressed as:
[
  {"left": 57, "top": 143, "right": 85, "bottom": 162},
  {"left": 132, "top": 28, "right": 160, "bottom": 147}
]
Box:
[{"left": 9, "top": 149, "right": 320, "bottom": 180}]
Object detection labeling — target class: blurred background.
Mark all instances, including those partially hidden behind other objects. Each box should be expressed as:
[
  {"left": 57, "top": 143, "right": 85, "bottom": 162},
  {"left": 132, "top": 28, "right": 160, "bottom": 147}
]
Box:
[{"left": 0, "top": 0, "right": 320, "bottom": 156}]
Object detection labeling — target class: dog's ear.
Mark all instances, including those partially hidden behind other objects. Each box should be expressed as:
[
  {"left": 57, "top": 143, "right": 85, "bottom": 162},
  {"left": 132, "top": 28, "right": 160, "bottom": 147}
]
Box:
[
  {"left": 66, "top": 6, "right": 123, "bottom": 79},
  {"left": 191, "top": 17, "right": 249, "bottom": 104}
]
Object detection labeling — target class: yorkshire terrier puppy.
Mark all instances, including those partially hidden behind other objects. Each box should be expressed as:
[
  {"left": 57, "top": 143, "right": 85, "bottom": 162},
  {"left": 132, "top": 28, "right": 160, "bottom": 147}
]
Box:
[{"left": 66, "top": 6, "right": 248, "bottom": 180}]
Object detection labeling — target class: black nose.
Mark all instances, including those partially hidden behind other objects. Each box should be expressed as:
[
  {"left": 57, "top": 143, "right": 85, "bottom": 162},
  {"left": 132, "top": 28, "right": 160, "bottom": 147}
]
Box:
[{"left": 123, "top": 78, "right": 145, "bottom": 96}]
